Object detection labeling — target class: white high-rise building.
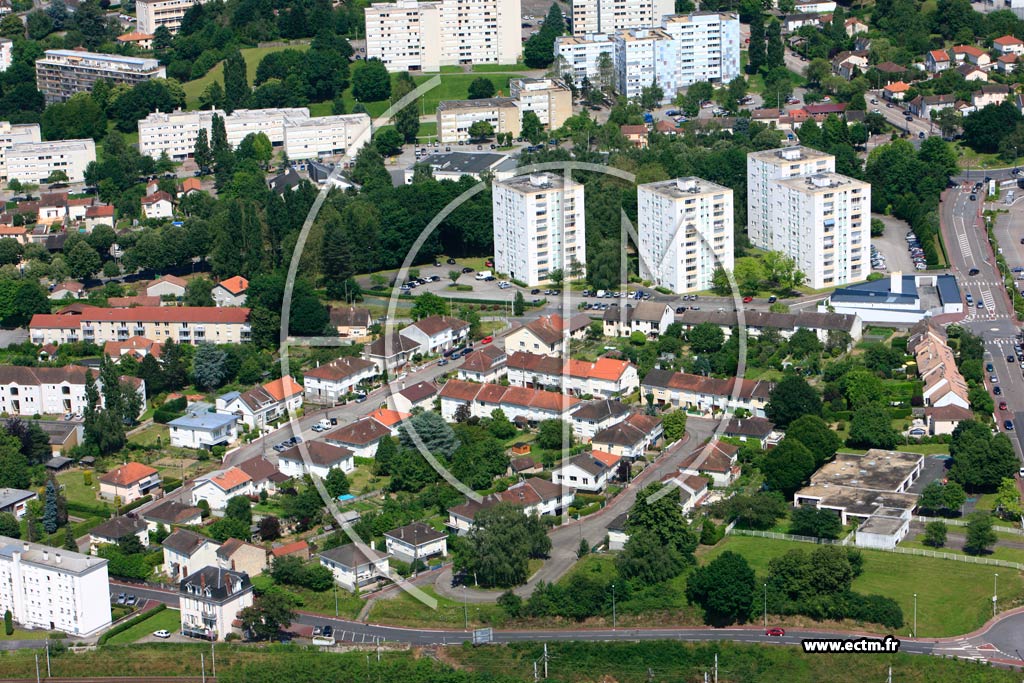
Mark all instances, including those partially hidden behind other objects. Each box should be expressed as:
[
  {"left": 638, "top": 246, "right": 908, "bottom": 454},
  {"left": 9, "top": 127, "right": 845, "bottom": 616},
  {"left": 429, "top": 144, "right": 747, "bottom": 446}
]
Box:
[
  {"left": 0, "top": 536, "right": 112, "bottom": 637},
  {"left": 4, "top": 139, "right": 96, "bottom": 183},
  {"left": 554, "top": 33, "right": 614, "bottom": 85},
  {"left": 638, "top": 177, "right": 734, "bottom": 294},
  {"left": 570, "top": 0, "right": 674, "bottom": 36},
  {"left": 365, "top": 0, "right": 521, "bottom": 73},
  {"left": 662, "top": 12, "right": 741, "bottom": 86},
  {"left": 136, "top": 0, "right": 215, "bottom": 35},
  {"left": 612, "top": 28, "right": 678, "bottom": 101},
  {"left": 748, "top": 147, "right": 870, "bottom": 290},
  {"left": 493, "top": 172, "right": 586, "bottom": 286}
]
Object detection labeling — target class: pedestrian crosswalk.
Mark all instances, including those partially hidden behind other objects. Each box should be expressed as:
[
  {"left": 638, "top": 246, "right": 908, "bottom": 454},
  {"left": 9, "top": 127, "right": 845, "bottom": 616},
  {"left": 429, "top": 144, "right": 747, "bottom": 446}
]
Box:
[
  {"left": 957, "top": 231, "right": 973, "bottom": 263},
  {"left": 982, "top": 288, "right": 996, "bottom": 311}
]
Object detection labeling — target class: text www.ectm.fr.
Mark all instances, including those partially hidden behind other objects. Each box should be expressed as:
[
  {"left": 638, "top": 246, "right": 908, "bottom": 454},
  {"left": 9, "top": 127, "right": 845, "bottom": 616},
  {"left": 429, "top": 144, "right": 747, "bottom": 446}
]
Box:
[{"left": 801, "top": 637, "right": 901, "bottom": 654}]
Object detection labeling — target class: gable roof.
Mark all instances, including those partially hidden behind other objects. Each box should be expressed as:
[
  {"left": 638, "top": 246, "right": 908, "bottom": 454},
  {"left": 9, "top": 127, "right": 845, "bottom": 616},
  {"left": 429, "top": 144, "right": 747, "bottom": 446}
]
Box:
[
  {"left": 206, "top": 467, "right": 251, "bottom": 492},
  {"left": 953, "top": 45, "right": 985, "bottom": 57},
  {"left": 99, "top": 462, "right": 157, "bottom": 487},
  {"left": 460, "top": 346, "right": 507, "bottom": 373},
  {"left": 143, "top": 499, "right": 202, "bottom": 525},
  {"left": 237, "top": 457, "right": 285, "bottom": 484},
  {"left": 994, "top": 35, "right": 1023, "bottom": 46},
  {"left": 514, "top": 313, "right": 588, "bottom": 346},
  {"left": 366, "top": 408, "right": 410, "bottom": 427},
  {"left": 216, "top": 537, "right": 262, "bottom": 560},
  {"left": 270, "top": 540, "right": 308, "bottom": 557},
  {"left": 278, "top": 440, "right": 354, "bottom": 466},
  {"left": 408, "top": 315, "right": 469, "bottom": 337},
  {"left": 364, "top": 332, "right": 420, "bottom": 359},
  {"left": 398, "top": 380, "right": 437, "bottom": 403},
  {"left": 928, "top": 49, "right": 950, "bottom": 62},
  {"left": 439, "top": 379, "right": 581, "bottom": 413},
  {"left": 724, "top": 417, "right": 775, "bottom": 438},
  {"left": 216, "top": 276, "right": 249, "bottom": 296},
  {"left": 570, "top": 399, "right": 630, "bottom": 422},
  {"left": 593, "top": 413, "right": 661, "bottom": 447},
  {"left": 330, "top": 306, "right": 372, "bottom": 328},
  {"left": 305, "top": 356, "right": 377, "bottom": 382},
  {"left": 163, "top": 528, "right": 217, "bottom": 555},
  {"left": 679, "top": 440, "right": 739, "bottom": 473},
  {"left": 141, "top": 190, "right": 173, "bottom": 206},
  {"left": 150, "top": 274, "right": 187, "bottom": 288},
  {"left": 90, "top": 515, "right": 146, "bottom": 540},
  {"left": 320, "top": 542, "right": 386, "bottom": 568},
  {"left": 603, "top": 301, "right": 671, "bottom": 324},
  {"left": 326, "top": 417, "right": 391, "bottom": 446},
  {"left": 262, "top": 376, "right": 302, "bottom": 402}
]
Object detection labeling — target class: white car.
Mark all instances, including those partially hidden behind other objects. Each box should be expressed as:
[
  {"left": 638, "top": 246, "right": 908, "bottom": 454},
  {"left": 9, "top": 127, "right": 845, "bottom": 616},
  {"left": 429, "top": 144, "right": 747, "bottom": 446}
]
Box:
[{"left": 153, "top": 630, "right": 171, "bottom": 639}]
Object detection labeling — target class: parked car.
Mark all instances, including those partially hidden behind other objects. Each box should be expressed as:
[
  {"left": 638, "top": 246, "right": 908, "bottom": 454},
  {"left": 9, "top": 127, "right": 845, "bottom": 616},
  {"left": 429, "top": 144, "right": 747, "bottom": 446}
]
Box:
[
  {"left": 481, "top": 336, "right": 493, "bottom": 344},
  {"left": 1006, "top": 420, "right": 1015, "bottom": 431},
  {"left": 153, "top": 630, "right": 171, "bottom": 639}
]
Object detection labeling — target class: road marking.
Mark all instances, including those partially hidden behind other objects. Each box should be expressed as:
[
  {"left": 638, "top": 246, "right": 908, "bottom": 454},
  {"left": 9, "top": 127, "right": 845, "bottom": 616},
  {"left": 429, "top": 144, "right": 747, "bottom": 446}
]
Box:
[{"left": 982, "top": 288, "right": 996, "bottom": 311}]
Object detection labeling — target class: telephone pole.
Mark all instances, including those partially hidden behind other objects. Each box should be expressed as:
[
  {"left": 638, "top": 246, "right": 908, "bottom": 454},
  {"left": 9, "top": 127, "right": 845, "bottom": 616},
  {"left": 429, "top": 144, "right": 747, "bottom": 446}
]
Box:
[{"left": 543, "top": 643, "right": 549, "bottom": 679}]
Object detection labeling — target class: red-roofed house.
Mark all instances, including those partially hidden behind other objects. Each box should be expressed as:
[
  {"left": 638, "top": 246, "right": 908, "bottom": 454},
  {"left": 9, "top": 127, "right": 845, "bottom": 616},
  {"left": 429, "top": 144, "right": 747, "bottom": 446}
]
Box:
[
  {"left": 620, "top": 124, "right": 649, "bottom": 149},
  {"left": 366, "top": 408, "right": 410, "bottom": 435},
  {"left": 212, "top": 276, "right": 249, "bottom": 307},
  {"left": 883, "top": 81, "right": 911, "bottom": 102},
  {"left": 48, "top": 281, "right": 84, "bottom": 300},
  {"left": 29, "top": 305, "right": 251, "bottom": 345},
  {"left": 270, "top": 540, "right": 309, "bottom": 560},
  {"left": 926, "top": 49, "right": 951, "bottom": 73},
  {"left": 996, "top": 53, "right": 1018, "bottom": 73},
  {"left": 83, "top": 204, "right": 114, "bottom": 230},
  {"left": 439, "top": 379, "right": 581, "bottom": 423},
  {"left": 952, "top": 45, "right": 990, "bottom": 68},
  {"left": 642, "top": 368, "right": 774, "bottom": 417},
  {"left": 994, "top": 35, "right": 1024, "bottom": 56},
  {"left": 191, "top": 467, "right": 253, "bottom": 510},
  {"left": 447, "top": 477, "right": 573, "bottom": 533},
  {"left": 117, "top": 31, "right": 154, "bottom": 49},
  {"left": 99, "top": 462, "right": 161, "bottom": 504},
  {"left": 505, "top": 351, "right": 640, "bottom": 398},
  {"left": 178, "top": 177, "right": 202, "bottom": 197},
  {"left": 141, "top": 190, "right": 174, "bottom": 220},
  {"left": 215, "top": 376, "right": 304, "bottom": 429},
  {"left": 104, "top": 336, "right": 162, "bottom": 362},
  {"left": 504, "top": 313, "right": 590, "bottom": 357}
]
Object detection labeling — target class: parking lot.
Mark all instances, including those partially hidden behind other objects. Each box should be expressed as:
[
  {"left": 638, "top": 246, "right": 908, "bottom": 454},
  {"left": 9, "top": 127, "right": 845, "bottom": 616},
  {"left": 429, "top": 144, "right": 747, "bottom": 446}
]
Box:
[
  {"left": 871, "top": 214, "right": 921, "bottom": 274},
  {"left": 993, "top": 190, "right": 1024, "bottom": 278}
]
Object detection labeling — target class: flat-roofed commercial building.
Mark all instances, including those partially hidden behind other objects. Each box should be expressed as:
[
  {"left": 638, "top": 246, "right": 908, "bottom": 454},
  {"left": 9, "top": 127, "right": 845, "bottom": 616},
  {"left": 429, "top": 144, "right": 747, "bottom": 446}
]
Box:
[{"left": 35, "top": 50, "right": 167, "bottom": 104}]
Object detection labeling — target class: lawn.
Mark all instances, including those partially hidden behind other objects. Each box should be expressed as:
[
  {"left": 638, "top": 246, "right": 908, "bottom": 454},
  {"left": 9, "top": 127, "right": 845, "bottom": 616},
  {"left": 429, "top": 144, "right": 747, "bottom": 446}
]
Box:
[
  {"left": 901, "top": 535, "right": 1024, "bottom": 566},
  {"left": 56, "top": 469, "right": 100, "bottom": 509},
  {"left": 130, "top": 423, "right": 169, "bottom": 448},
  {"left": 954, "top": 142, "right": 1021, "bottom": 170},
  {"left": 182, "top": 43, "right": 311, "bottom": 108},
  {"left": 411, "top": 73, "right": 513, "bottom": 114},
  {"left": 368, "top": 585, "right": 506, "bottom": 628},
  {"left": 106, "top": 609, "right": 182, "bottom": 645},
  {"left": 703, "top": 536, "right": 1024, "bottom": 637}
]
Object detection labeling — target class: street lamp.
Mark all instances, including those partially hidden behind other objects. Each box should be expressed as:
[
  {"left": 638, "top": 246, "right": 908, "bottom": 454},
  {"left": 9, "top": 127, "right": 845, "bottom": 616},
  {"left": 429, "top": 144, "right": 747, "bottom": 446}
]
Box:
[
  {"left": 994, "top": 573, "right": 999, "bottom": 618},
  {"left": 763, "top": 583, "right": 767, "bottom": 630},
  {"left": 612, "top": 583, "right": 617, "bottom": 629},
  {"left": 463, "top": 585, "right": 468, "bottom": 630},
  {"left": 913, "top": 593, "right": 917, "bottom": 638}
]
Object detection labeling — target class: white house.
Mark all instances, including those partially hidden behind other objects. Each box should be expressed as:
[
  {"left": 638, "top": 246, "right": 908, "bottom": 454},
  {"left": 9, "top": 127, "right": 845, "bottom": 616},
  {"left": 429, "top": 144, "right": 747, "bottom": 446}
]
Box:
[
  {"left": 88, "top": 516, "right": 149, "bottom": 554},
  {"left": 602, "top": 302, "right": 675, "bottom": 338},
  {"left": 303, "top": 357, "right": 378, "bottom": 405},
  {"left": 569, "top": 399, "right": 630, "bottom": 441},
  {"left": 678, "top": 440, "right": 740, "bottom": 487},
  {"left": 142, "top": 499, "right": 203, "bottom": 531},
  {"left": 215, "top": 376, "right": 304, "bottom": 430},
  {"left": 169, "top": 411, "right": 239, "bottom": 450},
  {"left": 446, "top": 478, "right": 573, "bottom": 534},
  {"left": 400, "top": 315, "right": 470, "bottom": 355},
  {"left": 660, "top": 472, "right": 710, "bottom": 514},
  {"left": 276, "top": 441, "right": 354, "bottom": 480},
  {"left": 99, "top": 462, "right": 161, "bottom": 504},
  {"left": 505, "top": 352, "right": 640, "bottom": 399},
  {"left": 190, "top": 467, "right": 253, "bottom": 511},
  {"left": 388, "top": 381, "right": 437, "bottom": 414},
  {"left": 140, "top": 191, "right": 174, "bottom": 220},
  {"left": 503, "top": 313, "right": 590, "bottom": 357},
  {"left": 211, "top": 276, "right": 248, "bottom": 307},
  {"left": 178, "top": 566, "right": 253, "bottom": 641},
  {"left": 0, "top": 488, "right": 36, "bottom": 520},
  {"left": 322, "top": 417, "right": 391, "bottom": 458},
  {"left": 383, "top": 522, "right": 447, "bottom": 563},
  {"left": 457, "top": 346, "right": 507, "bottom": 383},
  {"left": 162, "top": 529, "right": 221, "bottom": 582},
  {"left": 438, "top": 379, "right": 582, "bottom": 424},
  {"left": 551, "top": 451, "right": 620, "bottom": 492},
  {"left": 591, "top": 413, "right": 664, "bottom": 459},
  {"left": 146, "top": 275, "right": 187, "bottom": 298},
  {"left": 319, "top": 543, "right": 390, "bottom": 592}
]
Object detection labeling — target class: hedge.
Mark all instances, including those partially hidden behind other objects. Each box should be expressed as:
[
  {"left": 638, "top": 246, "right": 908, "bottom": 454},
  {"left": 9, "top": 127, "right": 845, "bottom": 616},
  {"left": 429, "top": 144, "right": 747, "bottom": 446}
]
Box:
[
  {"left": 97, "top": 603, "right": 167, "bottom": 645},
  {"left": 888, "top": 407, "right": 913, "bottom": 419},
  {"left": 120, "top": 495, "right": 153, "bottom": 514},
  {"left": 154, "top": 397, "right": 187, "bottom": 424}
]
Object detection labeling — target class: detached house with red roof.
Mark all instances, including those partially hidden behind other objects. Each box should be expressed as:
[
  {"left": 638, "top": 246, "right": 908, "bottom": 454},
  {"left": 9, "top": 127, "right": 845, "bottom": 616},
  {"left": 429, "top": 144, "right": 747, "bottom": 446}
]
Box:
[
  {"left": 215, "top": 376, "right": 304, "bottom": 429},
  {"left": 952, "top": 45, "right": 991, "bottom": 68},
  {"left": 504, "top": 313, "right": 590, "bottom": 357},
  {"left": 141, "top": 190, "right": 173, "bottom": 220},
  {"left": 993, "top": 35, "right": 1024, "bottom": 56},
  {"left": 447, "top": 477, "right": 573, "bottom": 533},
  {"left": 926, "top": 49, "right": 951, "bottom": 73},
  {"left": 83, "top": 203, "right": 114, "bottom": 230},
  {"left": 191, "top": 466, "right": 253, "bottom": 510},
  {"left": 99, "top": 462, "right": 161, "bottom": 504},
  {"left": 212, "top": 276, "right": 249, "bottom": 307},
  {"left": 882, "top": 81, "right": 911, "bottom": 102}
]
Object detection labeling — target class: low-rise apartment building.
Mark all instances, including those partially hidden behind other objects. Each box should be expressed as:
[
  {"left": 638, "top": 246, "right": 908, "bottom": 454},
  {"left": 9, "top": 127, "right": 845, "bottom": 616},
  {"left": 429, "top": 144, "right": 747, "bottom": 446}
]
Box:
[
  {"left": 438, "top": 379, "right": 581, "bottom": 423},
  {"left": 0, "top": 365, "right": 146, "bottom": 417},
  {"left": 29, "top": 306, "right": 252, "bottom": 345},
  {"left": 303, "top": 357, "right": 378, "bottom": 404},
  {"left": 505, "top": 352, "right": 640, "bottom": 398},
  {"left": 4, "top": 139, "right": 96, "bottom": 183},
  {"left": 137, "top": 0, "right": 214, "bottom": 34},
  {"left": 35, "top": 50, "right": 167, "bottom": 104},
  {"left": 642, "top": 369, "right": 773, "bottom": 417},
  {"left": 509, "top": 78, "right": 573, "bottom": 129},
  {"left": 436, "top": 97, "right": 521, "bottom": 144}
]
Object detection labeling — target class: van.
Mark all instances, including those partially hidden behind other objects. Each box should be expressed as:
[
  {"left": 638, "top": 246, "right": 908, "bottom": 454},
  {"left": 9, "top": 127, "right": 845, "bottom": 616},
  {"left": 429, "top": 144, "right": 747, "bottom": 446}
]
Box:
[
  {"left": 596, "top": 289, "right": 606, "bottom": 298},
  {"left": 475, "top": 270, "right": 492, "bottom": 280},
  {"left": 318, "top": 418, "right": 332, "bottom": 430}
]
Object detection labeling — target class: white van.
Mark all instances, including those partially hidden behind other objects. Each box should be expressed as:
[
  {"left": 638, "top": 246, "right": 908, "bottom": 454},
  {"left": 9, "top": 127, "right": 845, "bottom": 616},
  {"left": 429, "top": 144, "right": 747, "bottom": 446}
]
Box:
[{"left": 475, "top": 270, "right": 492, "bottom": 280}]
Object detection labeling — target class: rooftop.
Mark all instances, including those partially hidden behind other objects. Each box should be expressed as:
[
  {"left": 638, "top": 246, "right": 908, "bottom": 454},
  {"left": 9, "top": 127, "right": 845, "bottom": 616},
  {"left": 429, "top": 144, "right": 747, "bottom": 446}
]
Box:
[
  {"left": 416, "top": 151, "right": 508, "bottom": 176},
  {"left": 169, "top": 411, "right": 238, "bottom": 432},
  {"left": 809, "top": 450, "right": 923, "bottom": 492},
  {"left": 0, "top": 535, "right": 106, "bottom": 574},
  {"left": 99, "top": 462, "right": 158, "bottom": 487},
  {"left": 497, "top": 172, "right": 579, "bottom": 194}
]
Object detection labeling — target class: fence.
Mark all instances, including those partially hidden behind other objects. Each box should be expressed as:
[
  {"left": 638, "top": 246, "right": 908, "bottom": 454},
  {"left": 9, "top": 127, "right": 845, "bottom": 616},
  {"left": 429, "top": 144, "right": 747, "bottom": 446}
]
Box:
[
  {"left": 726, "top": 527, "right": 1024, "bottom": 570},
  {"left": 914, "top": 515, "right": 1024, "bottom": 536}
]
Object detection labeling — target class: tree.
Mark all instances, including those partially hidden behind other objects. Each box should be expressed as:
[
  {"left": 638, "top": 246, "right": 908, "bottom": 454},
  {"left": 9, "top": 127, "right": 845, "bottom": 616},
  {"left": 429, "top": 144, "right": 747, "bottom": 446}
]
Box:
[
  {"left": 65, "top": 241, "right": 101, "bottom": 280},
  {"left": 686, "top": 551, "right": 757, "bottom": 625},
  {"left": 184, "top": 277, "right": 215, "bottom": 306},
  {"left": 765, "top": 375, "right": 821, "bottom": 427},
  {"left": 0, "top": 512, "right": 19, "bottom": 538},
  {"left": 994, "top": 477, "right": 1023, "bottom": 522},
  {"left": 258, "top": 515, "right": 282, "bottom": 541},
  {"left": 766, "top": 18, "right": 784, "bottom": 68},
  {"left": 943, "top": 481, "right": 966, "bottom": 513},
  {"left": 192, "top": 343, "right": 229, "bottom": 390},
  {"left": 536, "top": 419, "right": 572, "bottom": 450},
  {"left": 923, "top": 520, "right": 948, "bottom": 547},
  {"left": 467, "top": 120, "right": 495, "bottom": 140},
  {"left": 962, "top": 101, "right": 1021, "bottom": 153},
  {"left": 963, "top": 512, "right": 996, "bottom": 555},
  {"left": 455, "top": 504, "right": 551, "bottom": 588},
  {"left": 523, "top": 3, "right": 563, "bottom": 68},
  {"left": 352, "top": 59, "right": 391, "bottom": 102},
  {"left": 748, "top": 11, "right": 766, "bottom": 72},
  {"left": 208, "top": 516, "right": 252, "bottom": 542},
  {"left": 488, "top": 408, "right": 517, "bottom": 439},
  {"left": 42, "top": 479, "right": 59, "bottom": 534},
  {"left": 789, "top": 505, "right": 842, "bottom": 539},
  {"left": 223, "top": 50, "right": 251, "bottom": 113},
  {"left": 760, "top": 438, "right": 815, "bottom": 498},
  {"left": 238, "top": 592, "right": 296, "bottom": 640},
  {"left": 640, "top": 80, "right": 665, "bottom": 110},
  {"left": 373, "top": 127, "right": 404, "bottom": 157},
  {"left": 662, "top": 410, "right": 687, "bottom": 443},
  {"left": 410, "top": 291, "right": 447, "bottom": 319},
  {"left": 687, "top": 322, "right": 725, "bottom": 354},
  {"left": 917, "top": 480, "right": 947, "bottom": 515},
  {"left": 225, "top": 495, "right": 253, "bottom": 526},
  {"left": 710, "top": 492, "right": 788, "bottom": 530},
  {"left": 468, "top": 77, "right": 497, "bottom": 99},
  {"left": 522, "top": 110, "right": 545, "bottom": 145},
  {"left": 949, "top": 420, "right": 1018, "bottom": 491},
  {"left": 324, "top": 468, "right": 350, "bottom": 499},
  {"left": 398, "top": 411, "right": 460, "bottom": 459},
  {"left": 513, "top": 290, "right": 525, "bottom": 316},
  {"left": 626, "top": 482, "right": 697, "bottom": 558},
  {"left": 848, "top": 403, "right": 898, "bottom": 449},
  {"left": 617, "top": 528, "right": 688, "bottom": 586},
  {"left": 785, "top": 415, "right": 840, "bottom": 467}
]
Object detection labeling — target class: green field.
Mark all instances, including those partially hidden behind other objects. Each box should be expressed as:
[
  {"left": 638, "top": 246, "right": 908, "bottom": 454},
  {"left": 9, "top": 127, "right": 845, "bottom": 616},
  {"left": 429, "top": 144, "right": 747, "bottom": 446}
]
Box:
[
  {"left": 704, "top": 536, "right": 1024, "bottom": 637},
  {"left": 368, "top": 585, "right": 506, "bottom": 628},
  {"left": 56, "top": 469, "right": 101, "bottom": 509},
  {"left": 182, "top": 44, "right": 311, "bottom": 108},
  {"left": 106, "top": 609, "right": 182, "bottom": 645},
  {"left": 411, "top": 73, "right": 513, "bottom": 114}
]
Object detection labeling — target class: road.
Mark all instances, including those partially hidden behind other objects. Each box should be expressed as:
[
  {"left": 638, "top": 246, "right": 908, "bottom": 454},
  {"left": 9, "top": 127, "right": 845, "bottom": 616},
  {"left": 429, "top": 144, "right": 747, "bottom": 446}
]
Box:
[{"left": 939, "top": 185, "right": 1024, "bottom": 455}]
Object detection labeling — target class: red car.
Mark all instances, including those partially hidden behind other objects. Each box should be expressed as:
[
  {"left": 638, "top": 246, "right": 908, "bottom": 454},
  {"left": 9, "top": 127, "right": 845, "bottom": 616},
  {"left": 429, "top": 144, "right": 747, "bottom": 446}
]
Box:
[
  {"left": 742, "top": 296, "right": 753, "bottom": 303},
  {"left": 481, "top": 336, "right": 493, "bottom": 344},
  {"left": 485, "top": 260, "right": 494, "bottom": 268},
  {"left": 1001, "top": 401, "right": 1009, "bottom": 411},
  {"left": 765, "top": 628, "right": 785, "bottom": 637}
]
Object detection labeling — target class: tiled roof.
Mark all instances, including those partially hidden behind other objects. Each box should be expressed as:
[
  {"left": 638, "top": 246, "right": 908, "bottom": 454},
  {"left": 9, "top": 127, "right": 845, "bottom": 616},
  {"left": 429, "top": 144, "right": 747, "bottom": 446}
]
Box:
[
  {"left": 278, "top": 441, "right": 354, "bottom": 466},
  {"left": 679, "top": 440, "right": 738, "bottom": 473},
  {"left": 929, "top": 49, "right": 950, "bottom": 61},
  {"left": 460, "top": 346, "right": 506, "bottom": 373},
  {"left": 398, "top": 381, "right": 437, "bottom": 403},
  {"left": 330, "top": 306, "right": 372, "bottom": 328},
  {"left": 384, "top": 522, "right": 446, "bottom": 544},
  {"left": 364, "top": 332, "right": 420, "bottom": 358},
  {"left": 163, "top": 528, "right": 216, "bottom": 555},
  {"left": 641, "top": 370, "right": 773, "bottom": 401},
  {"left": 304, "top": 356, "right": 377, "bottom": 382},
  {"left": 141, "top": 190, "right": 173, "bottom": 205},
  {"left": 217, "top": 276, "right": 249, "bottom": 296},
  {"left": 924, "top": 405, "right": 974, "bottom": 422},
  {"left": 326, "top": 417, "right": 390, "bottom": 446},
  {"left": 143, "top": 499, "right": 202, "bottom": 525},
  {"left": 271, "top": 540, "right": 308, "bottom": 557},
  {"left": 723, "top": 417, "right": 774, "bottom": 438},
  {"left": 262, "top": 376, "right": 302, "bottom": 402},
  {"left": 994, "top": 35, "right": 1023, "bottom": 45},
  {"left": 367, "top": 407, "right": 410, "bottom": 427},
  {"left": 237, "top": 457, "right": 283, "bottom": 484},
  {"left": 439, "top": 379, "right": 582, "bottom": 413},
  {"left": 570, "top": 399, "right": 629, "bottom": 422},
  {"left": 99, "top": 462, "right": 157, "bottom": 486},
  {"left": 90, "top": 515, "right": 146, "bottom": 539},
  {"left": 320, "top": 542, "right": 386, "bottom": 568},
  {"left": 209, "top": 467, "right": 251, "bottom": 491},
  {"left": 31, "top": 306, "right": 249, "bottom": 326},
  {"left": 409, "top": 315, "right": 469, "bottom": 337}
]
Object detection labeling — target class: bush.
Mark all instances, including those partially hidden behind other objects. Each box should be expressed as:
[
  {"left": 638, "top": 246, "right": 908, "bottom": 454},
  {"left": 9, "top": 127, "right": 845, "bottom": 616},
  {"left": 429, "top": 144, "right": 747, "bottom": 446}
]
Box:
[
  {"left": 97, "top": 604, "right": 167, "bottom": 645},
  {"left": 120, "top": 495, "right": 152, "bottom": 514}
]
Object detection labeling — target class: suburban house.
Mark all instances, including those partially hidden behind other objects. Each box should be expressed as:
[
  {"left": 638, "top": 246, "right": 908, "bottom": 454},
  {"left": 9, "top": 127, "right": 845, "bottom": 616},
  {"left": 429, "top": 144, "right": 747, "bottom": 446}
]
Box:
[
  {"left": 505, "top": 352, "right": 639, "bottom": 399},
  {"left": 330, "top": 306, "right": 373, "bottom": 341},
  {"left": 178, "top": 177, "right": 202, "bottom": 197},
  {"left": 142, "top": 499, "right": 203, "bottom": 531},
  {"left": 925, "top": 49, "right": 951, "bottom": 72},
  {"left": 678, "top": 440, "right": 741, "bottom": 487},
  {"left": 215, "top": 376, "right": 304, "bottom": 430},
  {"left": 323, "top": 417, "right": 391, "bottom": 458},
  {"left": 146, "top": 275, "right": 187, "bottom": 299},
  {"left": 642, "top": 369, "right": 774, "bottom": 418},
  {"left": 99, "top": 462, "right": 161, "bottom": 504},
  {"left": 957, "top": 63, "right": 988, "bottom": 81},
  {"left": 276, "top": 441, "right": 355, "bottom": 480},
  {"left": 319, "top": 543, "right": 390, "bottom": 591},
  {"left": 49, "top": 282, "right": 84, "bottom": 300},
  {"left": 620, "top": 124, "right": 649, "bottom": 149},
  {"left": 236, "top": 457, "right": 287, "bottom": 496},
  {"left": 996, "top": 53, "right": 1018, "bottom": 73},
  {"left": 591, "top": 413, "right": 664, "bottom": 459},
  {"left": 88, "top": 516, "right": 149, "bottom": 554},
  {"left": 457, "top": 346, "right": 508, "bottom": 383},
  {"left": 832, "top": 50, "right": 868, "bottom": 80},
  {"left": 383, "top": 522, "right": 447, "bottom": 564},
  {"left": 0, "top": 488, "right": 36, "bottom": 519},
  {"left": 140, "top": 191, "right": 174, "bottom": 219},
  {"left": 722, "top": 417, "right": 778, "bottom": 448},
  {"left": 973, "top": 84, "right": 1010, "bottom": 109},
  {"left": 27, "top": 420, "right": 83, "bottom": 456},
  {"left": 607, "top": 512, "right": 629, "bottom": 550},
  {"left": 503, "top": 313, "right": 589, "bottom": 357},
  {"left": 907, "top": 319, "right": 970, "bottom": 410},
  {"left": 303, "top": 356, "right": 378, "bottom": 404},
  {"left": 211, "top": 276, "right": 249, "bottom": 307},
  {"left": 952, "top": 44, "right": 991, "bottom": 68},
  {"left": 190, "top": 467, "right": 253, "bottom": 510},
  {"left": 168, "top": 411, "right": 239, "bottom": 449},
  {"left": 270, "top": 540, "right": 309, "bottom": 561},
  {"left": 882, "top": 81, "right": 911, "bottom": 102},
  {"left": 178, "top": 566, "right": 253, "bottom": 641},
  {"left": 400, "top": 315, "right": 470, "bottom": 354},
  {"left": 446, "top": 478, "right": 573, "bottom": 534},
  {"left": 365, "top": 408, "right": 410, "bottom": 436},
  {"left": 994, "top": 35, "right": 1024, "bottom": 55},
  {"left": 389, "top": 381, "right": 438, "bottom": 414},
  {"left": 844, "top": 17, "right": 868, "bottom": 35},
  {"left": 551, "top": 450, "right": 620, "bottom": 492},
  {"left": 438, "top": 379, "right": 581, "bottom": 424},
  {"left": 659, "top": 471, "right": 710, "bottom": 514},
  {"left": 103, "top": 337, "right": 162, "bottom": 363},
  {"left": 362, "top": 332, "right": 421, "bottom": 372},
  {"left": 84, "top": 204, "right": 115, "bottom": 230},
  {"left": 602, "top": 302, "right": 675, "bottom": 338},
  {"left": 569, "top": 399, "right": 631, "bottom": 441},
  {"left": 162, "top": 529, "right": 221, "bottom": 581},
  {"left": 215, "top": 538, "right": 267, "bottom": 577},
  {"left": 925, "top": 404, "right": 974, "bottom": 435}
]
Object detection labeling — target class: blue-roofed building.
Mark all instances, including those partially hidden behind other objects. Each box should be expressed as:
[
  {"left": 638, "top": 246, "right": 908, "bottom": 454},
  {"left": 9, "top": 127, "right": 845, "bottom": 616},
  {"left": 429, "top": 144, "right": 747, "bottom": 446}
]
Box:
[
  {"left": 821, "top": 271, "right": 950, "bottom": 324},
  {"left": 168, "top": 410, "right": 238, "bottom": 450}
]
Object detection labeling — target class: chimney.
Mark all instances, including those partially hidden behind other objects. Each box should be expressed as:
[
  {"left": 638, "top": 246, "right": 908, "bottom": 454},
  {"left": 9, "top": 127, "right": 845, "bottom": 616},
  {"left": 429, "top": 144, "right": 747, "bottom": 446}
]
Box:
[{"left": 890, "top": 271, "right": 902, "bottom": 295}]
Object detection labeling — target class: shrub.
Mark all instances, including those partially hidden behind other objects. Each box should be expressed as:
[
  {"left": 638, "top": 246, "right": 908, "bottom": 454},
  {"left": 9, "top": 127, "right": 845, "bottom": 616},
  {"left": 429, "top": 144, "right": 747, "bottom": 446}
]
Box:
[{"left": 97, "top": 604, "right": 167, "bottom": 645}]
